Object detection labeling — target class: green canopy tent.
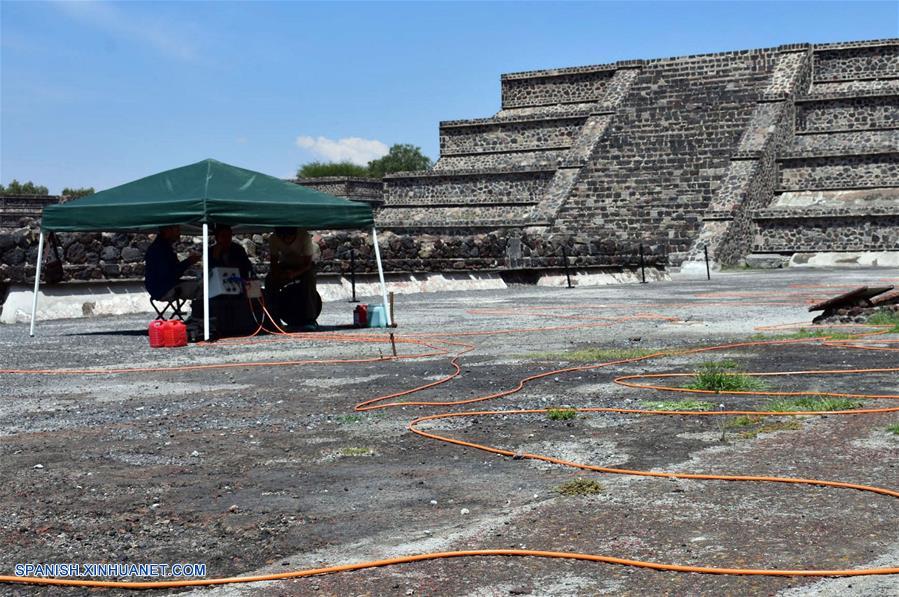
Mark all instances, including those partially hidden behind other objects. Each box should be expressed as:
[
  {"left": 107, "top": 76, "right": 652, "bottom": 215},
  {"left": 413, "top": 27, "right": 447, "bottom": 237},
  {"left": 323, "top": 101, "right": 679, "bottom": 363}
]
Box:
[{"left": 31, "top": 159, "right": 390, "bottom": 339}]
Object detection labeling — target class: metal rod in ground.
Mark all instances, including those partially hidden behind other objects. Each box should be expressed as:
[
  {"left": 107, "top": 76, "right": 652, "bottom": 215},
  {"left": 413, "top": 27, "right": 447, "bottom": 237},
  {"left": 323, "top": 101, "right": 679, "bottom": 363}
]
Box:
[
  {"left": 389, "top": 332, "right": 397, "bottom": 357},
  {"left": 349, "top": 250, "right": 358, "bottom": 303},
  {"left": 562, "top": 246, "right": 572, "bottom": 288},
  {"left": 704, "top": 246, "right": 711, "bottom": 281},
  {"left": 389, "top": 291, "right": 396, "bottom": 328},
  {"left": 640, "top": 244, "right": 647, "bottom": 284}
]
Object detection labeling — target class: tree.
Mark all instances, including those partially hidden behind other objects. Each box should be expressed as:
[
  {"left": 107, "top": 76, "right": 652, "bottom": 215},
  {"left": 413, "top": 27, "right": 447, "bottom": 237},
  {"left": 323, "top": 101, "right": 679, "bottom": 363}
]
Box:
[
  {"left": 367, "top": 144, "right": 432, "bottom": 178},
  {"left": 297, "top": 161, "right": 371, "bottom": 178},
  {"left": 0, "top": 179, "right": 49, "bottom": 195},
  {"left": 62, "top": 187, "right": 95, "bottom": 199}
]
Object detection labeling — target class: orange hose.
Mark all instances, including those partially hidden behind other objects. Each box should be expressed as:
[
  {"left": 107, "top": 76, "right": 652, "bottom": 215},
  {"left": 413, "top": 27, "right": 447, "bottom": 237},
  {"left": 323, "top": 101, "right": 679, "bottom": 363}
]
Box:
[
  {"left": 3, "top": 548, "right": 897, "bottom": 589},
  {"left": 2, "top": 307, "right": 898, "bottom": 588}
]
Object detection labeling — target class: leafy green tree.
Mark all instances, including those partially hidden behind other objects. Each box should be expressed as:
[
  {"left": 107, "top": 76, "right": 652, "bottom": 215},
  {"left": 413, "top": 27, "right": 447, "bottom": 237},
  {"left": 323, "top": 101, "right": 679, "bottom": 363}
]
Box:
[
  {"left": 297, "top": 161, "right": 371, "bottom": 178},
  {"left": 367, "top": 144, "right": 432, "bottom": 178},
  {"left": 62, "top": 187, "right": 95, "bottom": 199},
  {"left": 0, "top": 179, "right": 49, "bottom": 195}
]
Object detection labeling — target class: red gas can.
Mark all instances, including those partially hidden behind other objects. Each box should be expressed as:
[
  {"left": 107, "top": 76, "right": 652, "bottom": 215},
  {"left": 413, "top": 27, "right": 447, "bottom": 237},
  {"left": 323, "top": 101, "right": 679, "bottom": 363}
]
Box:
[
  {"left": 148, "top": 320, "right": 166, "bottom": 348},
  {"left": 162, "top": 320, "right": 188, "bottom": 347},
  {"left": 353, "top": 304, "right": 368, "bottom": 327}
]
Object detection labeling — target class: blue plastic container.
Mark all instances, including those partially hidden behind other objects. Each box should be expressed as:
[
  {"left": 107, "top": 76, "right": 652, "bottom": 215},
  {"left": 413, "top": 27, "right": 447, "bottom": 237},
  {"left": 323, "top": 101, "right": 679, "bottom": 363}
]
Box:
[{"left": 367, "top": 304, "right": 387, "bottom": 328}]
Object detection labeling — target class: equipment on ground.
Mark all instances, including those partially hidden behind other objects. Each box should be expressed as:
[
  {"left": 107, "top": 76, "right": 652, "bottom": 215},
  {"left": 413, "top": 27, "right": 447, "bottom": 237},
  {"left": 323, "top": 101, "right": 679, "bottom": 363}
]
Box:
[
  {"left": 353, "top": 304, "right": 368, "bottom": 327},
  {"left": 148, "top": 320, "right": 187, "bottom": 347},
  {"left": 208, "top": 267, "right": 243, "bottom": 298}
]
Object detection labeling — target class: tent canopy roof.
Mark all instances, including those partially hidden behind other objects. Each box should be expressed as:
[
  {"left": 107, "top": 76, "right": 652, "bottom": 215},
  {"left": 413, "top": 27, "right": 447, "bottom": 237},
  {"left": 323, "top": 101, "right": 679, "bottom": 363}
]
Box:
[{"left": 42, "top": 159, "right": 374, "bottom": 233}]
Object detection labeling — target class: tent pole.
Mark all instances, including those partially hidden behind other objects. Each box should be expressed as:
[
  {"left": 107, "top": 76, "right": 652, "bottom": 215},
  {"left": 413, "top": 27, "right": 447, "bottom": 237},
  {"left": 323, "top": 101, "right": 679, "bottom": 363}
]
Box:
[
  {"left": 371, "top": 226, "right": 391, "bottom": 327},
  {"left": 202, "top": 223, "right": 210, "bottom": 341},
  {"left": 29, "top": 230, "right": 45, "bottom": 337}
]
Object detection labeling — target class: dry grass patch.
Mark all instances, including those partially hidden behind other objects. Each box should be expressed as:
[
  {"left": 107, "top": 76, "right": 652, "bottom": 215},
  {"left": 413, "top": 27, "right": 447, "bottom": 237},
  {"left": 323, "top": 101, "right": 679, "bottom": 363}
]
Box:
[{"left": 557, "top": 478, "right": 604, "bottom": 496}]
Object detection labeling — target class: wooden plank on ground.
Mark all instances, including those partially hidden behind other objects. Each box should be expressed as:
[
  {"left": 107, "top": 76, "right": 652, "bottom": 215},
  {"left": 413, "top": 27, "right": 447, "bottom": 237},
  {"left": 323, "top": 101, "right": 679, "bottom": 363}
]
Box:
[{"left": 808, "top": 285, "right": 895, "bottom": 312}]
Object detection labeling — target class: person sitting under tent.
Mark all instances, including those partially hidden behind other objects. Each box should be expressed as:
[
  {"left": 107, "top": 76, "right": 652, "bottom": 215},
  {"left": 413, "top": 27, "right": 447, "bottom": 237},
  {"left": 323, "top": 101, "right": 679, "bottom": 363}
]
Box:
[
  {"left": 265, "top": 227, "right": 322, "bottom": 329},
  {"left": 144, "top": 225, "right": 201, "bottom": 305},
  {"left": 210, "top": 223, "right": 253, "bottom": 279},
  {"left": 192, "top": 223, "right": 260, "bottom": 338}
]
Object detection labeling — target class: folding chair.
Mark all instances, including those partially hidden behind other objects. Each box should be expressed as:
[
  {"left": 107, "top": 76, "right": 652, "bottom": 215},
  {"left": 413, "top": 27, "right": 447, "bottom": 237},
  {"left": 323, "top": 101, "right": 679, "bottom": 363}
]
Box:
[
  {"left": 150, "top": 296, "right": 188, "bottom": 321},
  {"left": 149, "top": 281, "right": 199, "bottom": 321}
]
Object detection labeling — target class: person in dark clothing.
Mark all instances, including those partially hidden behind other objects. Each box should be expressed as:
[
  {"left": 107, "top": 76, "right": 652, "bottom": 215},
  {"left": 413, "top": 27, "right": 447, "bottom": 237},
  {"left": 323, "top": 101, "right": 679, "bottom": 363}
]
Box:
[
  {"left": 209, "top": 224, "right": 254, "bottom": 280},
  {"left": 144, "top": 225, "right": 200, "bottom": 300},
  {"left": 202, "top": 224, "right": 258, "bottom": 337}
]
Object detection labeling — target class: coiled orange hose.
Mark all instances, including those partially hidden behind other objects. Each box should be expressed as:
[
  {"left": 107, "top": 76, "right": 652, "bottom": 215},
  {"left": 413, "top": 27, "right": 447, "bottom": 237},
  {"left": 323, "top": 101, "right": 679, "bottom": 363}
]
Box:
[{"left": 2, "top": 300, "right": 898, "bottom": 589}]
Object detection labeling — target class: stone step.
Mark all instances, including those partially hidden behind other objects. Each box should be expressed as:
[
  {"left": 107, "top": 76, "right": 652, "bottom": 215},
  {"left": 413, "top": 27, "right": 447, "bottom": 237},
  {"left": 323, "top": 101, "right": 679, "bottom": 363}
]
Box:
[
  {"left": 439, "top": 116, "right": 585, "bottom": 156},
  {"left": 803, "top": 79, "right": 899, "bottom": 100},
  {"left": 795, "top": 92, "right": 898, "bottom": 133},
  {"left": 500, "top": 67, "right": 616, "bottom": 109},
  {"left": 769, "top": 188, "right": 899, "bottom": 211},
  {"left": 433, "top": 150, "right": 568, "bottom": 172},
  {"left": 375, "top": 205, "right": 539, "bottom": 229},
  {"left": 494, "top": 103, "right": 603, "bottom": 120},
  {"left": 784, "top": 130, "right": 899, "bottom": 157},
  {"left": 812, "top": 40, "right": 899, "bottom": 82},
  {"left": 777, "top": 153, "right": 899, "bottom": 192},
  {"left": 383, "top": 167, "right": 555, "bottom": 207},
  {"left": 752, "top": 209, "right": 899, "bottom": 255}
]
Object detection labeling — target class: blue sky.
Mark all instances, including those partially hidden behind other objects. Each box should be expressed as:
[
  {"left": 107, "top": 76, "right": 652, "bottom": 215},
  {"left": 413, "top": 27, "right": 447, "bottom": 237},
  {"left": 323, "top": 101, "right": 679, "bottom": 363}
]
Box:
[{"left": 2, "top": 1, "right": 897, "bottom": 193}]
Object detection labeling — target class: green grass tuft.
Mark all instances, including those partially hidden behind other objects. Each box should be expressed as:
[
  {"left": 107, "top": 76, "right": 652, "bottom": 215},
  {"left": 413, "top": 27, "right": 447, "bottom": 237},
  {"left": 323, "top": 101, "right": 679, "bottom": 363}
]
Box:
[
  {"left": 640, "top": 399, "right": 714, "bottom": 411},
  {"left": 868, "top": 311, "right": 899, "bottom": 333},
  {"left": 546, "top": 408, "right": 577, "bottom": 421},
  {"left": 337, "top": 414, "right": 362, "bottom": 425},
  {"left": 750, "top": 328, "right": 857, "bottom": 341},
  {"left": 739, "top": 420, "right": 802, "bottom": 439},
  {"left": 686, "top": 361, "right": 766, "bottom": 392},
  {"left": 887, "top": 423, "right": 899, "bottom": 435},
  {"left": 725, "top": 415, "right": 765, "bottom": 429},
  {"left": 766, "top": 396, "right": 862, "bottom": 412},
  {"left": 557, "top": 478, "right": 604, "bottom": 496}
]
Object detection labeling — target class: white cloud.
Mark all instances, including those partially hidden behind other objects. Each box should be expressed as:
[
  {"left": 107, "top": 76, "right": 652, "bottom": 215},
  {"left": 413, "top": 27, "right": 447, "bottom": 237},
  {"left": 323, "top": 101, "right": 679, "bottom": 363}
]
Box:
[
  {"left": 51, "top": 1, "right": 199, "bottom": 62},
  {"left": 295, "top": 135, "right": 388, "bottom": 165}
]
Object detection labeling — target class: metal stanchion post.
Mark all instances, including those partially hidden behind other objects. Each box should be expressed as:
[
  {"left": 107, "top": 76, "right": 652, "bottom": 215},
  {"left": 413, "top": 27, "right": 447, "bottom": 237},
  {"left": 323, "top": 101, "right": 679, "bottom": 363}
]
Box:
[
  {"left": 704, "top": 246, "right": 711, "bottom": 281},
  {"left": 349, "top": 250, "right": 358, "bottom": 303},
  {"left": 640, "top": 243, "right": 647, "bottom": 284}
]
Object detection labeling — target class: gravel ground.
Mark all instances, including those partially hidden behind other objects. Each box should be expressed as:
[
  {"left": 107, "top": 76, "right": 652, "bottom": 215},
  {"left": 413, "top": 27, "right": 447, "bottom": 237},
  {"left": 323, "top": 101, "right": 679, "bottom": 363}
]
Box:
[{"left": 1, "top": 267, "right": 898, "bottom": 596}]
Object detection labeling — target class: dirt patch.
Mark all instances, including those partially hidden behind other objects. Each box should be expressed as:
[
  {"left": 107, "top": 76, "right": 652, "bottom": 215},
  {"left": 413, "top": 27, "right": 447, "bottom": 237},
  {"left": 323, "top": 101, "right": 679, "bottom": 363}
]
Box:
[{"left": 1, "top": 268, "right": 897, "bottom": 595}]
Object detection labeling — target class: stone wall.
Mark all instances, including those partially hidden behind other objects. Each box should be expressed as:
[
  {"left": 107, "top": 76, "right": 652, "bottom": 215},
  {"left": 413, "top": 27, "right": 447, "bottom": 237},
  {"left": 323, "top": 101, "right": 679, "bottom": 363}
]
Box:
[
  {"left": 812, "top": 41, "right": 899, "bottom": 80},
  {"left": 381, "top": 64, "right": 640, "bottom": 232},
  {"left": 0, "top": 195, "right": 63, "bottom": 227},
  {"left": 685, "top": 45, "right": 812, "bottom": 267},
  {"left": 753, "top": 210, "right": 899, "bottom": 252},
  {"left": 383, "top": 168, "right": 555, "bottom": 206},
  {"left": 433, "top": 150, "right": 568, "bottom": 171},
  {"left": 778, "top": 153, "right": 899, "bottom": 190},
  {"left": 795, "top": 96, "right": 899, "bottom": 132},
  {"left": 1, "top": 219, "right": 663, "bottom": 286},
  {"left": 292, "top": 177, "right": 383, "bottom": 205},
  {"left": 500, "top": 66, "right": 615, "bottom": 108},
  {"left": 0, "top": 221, "right": 190, "bottom": 285},
  {"left": 790, "top": 130, "right": 898, "bottom": 155},
  {"left": 552, "top": 49, "right": 780, "bottom": 256},
  {"left": 438, "top": 117, "right": 583, "bottom": 155}
]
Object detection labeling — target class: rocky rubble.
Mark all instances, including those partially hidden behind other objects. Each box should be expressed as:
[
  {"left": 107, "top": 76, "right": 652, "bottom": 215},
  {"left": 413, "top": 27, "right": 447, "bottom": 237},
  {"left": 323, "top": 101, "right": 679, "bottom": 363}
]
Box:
[{"left": 813, "top": 303, "right": 899, "bottom": 325}]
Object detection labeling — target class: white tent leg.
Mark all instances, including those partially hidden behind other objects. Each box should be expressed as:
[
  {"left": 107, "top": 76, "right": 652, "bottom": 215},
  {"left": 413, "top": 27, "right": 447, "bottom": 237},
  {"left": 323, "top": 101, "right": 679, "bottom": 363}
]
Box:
[
  {"left": 371, "top": 226, "right": 391, "bottom": 327},
  {"left": 202, "top": 223, "right": 210, "bottom": 341},
  {"left": 29, "top": 230, "right": 46, "bottom": 337}
]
